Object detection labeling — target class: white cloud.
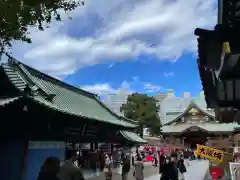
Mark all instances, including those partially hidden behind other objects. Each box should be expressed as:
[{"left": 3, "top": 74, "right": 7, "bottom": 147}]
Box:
[
  {"left": 164, "top": 72, "right": 175, "bottom": 77},
  {"left": 81, "top": 83, "right": 116, "bottom": 94},
  {"left": 81, "top": 79, "right": 161, "bottom": 95},
  {"left": 10, "top": 0, "right": 216, "bottom": 77},
  {"left": 132, "top": 76, "right": 139, "bottom": 81},
  {"left": 108, "top": 64, "right": 114, "bottom": 68},
  {"left": 144, "top": 83, "right": 162, "bottom": 92},
  {"left": 81, "top": 81, "right": 133, "bottom": 95}
]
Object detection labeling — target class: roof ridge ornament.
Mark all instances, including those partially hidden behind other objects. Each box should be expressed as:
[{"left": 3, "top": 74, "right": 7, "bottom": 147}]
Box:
[{"left": 18, "top": 63, "right": 56, "bottom": 101}]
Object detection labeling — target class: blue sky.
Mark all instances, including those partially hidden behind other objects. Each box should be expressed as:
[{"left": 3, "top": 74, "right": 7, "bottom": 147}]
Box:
[
  {"left": 65, "top": 53, "right": 202, "bottom": 96},
  {"left": 11, "top": 0, "right": 217, "bottom": 97}
]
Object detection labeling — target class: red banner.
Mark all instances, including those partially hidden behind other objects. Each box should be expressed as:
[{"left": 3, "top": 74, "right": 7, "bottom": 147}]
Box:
[{"left": 210, "top": 167, "right": 224, "bottom": 179}]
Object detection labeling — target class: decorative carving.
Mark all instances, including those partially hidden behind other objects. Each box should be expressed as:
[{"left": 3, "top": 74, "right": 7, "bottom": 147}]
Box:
[
  {"left": 181, "top": 117, "right": 184, "bottom": 122},
  {"left": 204, "top": 116, "right": 209, "bottom": 121},
  {"left": 188, "top": 108, "right": 199, "bottom": 115},
  {"left": 187, "top": 127, "right": 200, "bottom": 132}
]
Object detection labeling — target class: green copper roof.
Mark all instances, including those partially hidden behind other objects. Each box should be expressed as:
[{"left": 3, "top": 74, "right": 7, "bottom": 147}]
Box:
[
  {"left": 161, "top": 97, "right": 215, "bottom": 125},
  {"left": 120, "top": 131, "right": 147, "bottom": 144},
  {"left": 162, "top": 113, "right": 182, "bottom": 125},
  {"left": 162, "top": 123, "right": 240, "bottom": 133},
  {"left": 0, "top": 97, "right": 21, "bottom": 106},
  {"left": 0, "top": 61, "right": 136, "bottom": 128}
]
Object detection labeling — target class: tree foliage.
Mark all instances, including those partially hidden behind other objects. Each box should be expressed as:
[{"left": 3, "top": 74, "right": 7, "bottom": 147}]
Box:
[
  {"left": 0, "top": 0, "right": 83, "bottom": 49},
  {"left": 120, "top": 93, "right": 161, "bottom": 137}
]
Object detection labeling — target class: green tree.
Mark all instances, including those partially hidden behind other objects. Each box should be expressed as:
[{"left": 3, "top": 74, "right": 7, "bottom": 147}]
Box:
[
  {"left": 120, "top": 93, "right": 161, "bottom": 137},
  {"left": 0, "top": 0, "right": 83, "bottom": 50}
]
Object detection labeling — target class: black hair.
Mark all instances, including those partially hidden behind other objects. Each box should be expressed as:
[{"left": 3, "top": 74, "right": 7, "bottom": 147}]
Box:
[
  {"left": 40, "top": 156, "right": 60, "bottom": 173},
  {"left": 66, "top": 150, "right": 77, "bottom": 160},
  {"left": 164, "top": 156, "right": 171, "bottom": 162}
]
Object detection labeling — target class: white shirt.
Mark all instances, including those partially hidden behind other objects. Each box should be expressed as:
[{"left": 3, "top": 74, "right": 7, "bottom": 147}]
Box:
[{"left": 104, "top": 157, "right": 112, "bottom": 172}]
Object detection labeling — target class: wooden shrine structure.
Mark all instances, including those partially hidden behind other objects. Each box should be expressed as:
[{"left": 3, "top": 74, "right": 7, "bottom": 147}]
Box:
[
  {"left": 0, "top": 55, "right": 146, "bottom": 180},
  {"left": 194, "top": 0, "right": 240, "bottom": 123},
  {"left": 160, "top": 100, "right": 240, "bottom": 149}
]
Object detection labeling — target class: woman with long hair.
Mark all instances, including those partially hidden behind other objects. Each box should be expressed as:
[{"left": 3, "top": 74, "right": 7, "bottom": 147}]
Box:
[
  {"left": 160, "top": 157, "right": 178, "bottom": 180},
  {"left": 177, "top": 156, "right": 186, "bottom": 180},
  {"left": 37, "top": 156, "right": 61, "bottom": 180}
]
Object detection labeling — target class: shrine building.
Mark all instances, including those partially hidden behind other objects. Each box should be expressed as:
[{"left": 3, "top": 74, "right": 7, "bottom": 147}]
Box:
[{"left": 156, "top": 90, "right": 240, "bottom": 150}]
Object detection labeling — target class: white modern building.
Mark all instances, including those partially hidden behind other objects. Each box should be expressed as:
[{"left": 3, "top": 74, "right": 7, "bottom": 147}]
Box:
[
  {"left": 102, "top": 88, "right": 131, "bottom": 115},
  {"left": 103, "top": 88, "right": 209, "bottom": 125}
]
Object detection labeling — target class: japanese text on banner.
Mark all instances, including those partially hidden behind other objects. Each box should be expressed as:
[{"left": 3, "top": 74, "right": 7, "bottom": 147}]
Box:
[{"left": 196, "top": 144, "right": 224, "bottom": 162}]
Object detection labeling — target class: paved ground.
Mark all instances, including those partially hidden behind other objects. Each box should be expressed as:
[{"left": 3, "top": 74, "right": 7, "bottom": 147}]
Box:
[
  {"left": 144, "top": 160, "right": 209, "bottom": 180},
  {"left": 88, "top": 163, "right": 159, "bottom": 180}
]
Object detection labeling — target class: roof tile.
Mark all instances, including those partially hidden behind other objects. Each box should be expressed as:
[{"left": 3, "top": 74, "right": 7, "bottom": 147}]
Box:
[
  {"left": 161, "top": 96, "right": 215, "bottom": 125},
  {"left": 1, "top": 62, "right": 135, "bottom": 128},
  {"left": 162, "top": 123, "right": 240, "bottom": 133}
]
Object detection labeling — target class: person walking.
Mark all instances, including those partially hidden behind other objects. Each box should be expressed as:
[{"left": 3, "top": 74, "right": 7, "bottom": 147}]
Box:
[
  {"left": 37, "top": 156, "right": 61, "bottom": 180},
  {"left": 121, "top": 153, "right": 131, "bottom": 180},
  {"left": 104, "top": 154, "right": 113, "bottom": 180},
  {"left": 99, "top": 150, "right": 106, "bottom": 172},
  {"left": 159, "top": 151, "right": 165, "bottom": 174},
  {"left": 160, "top": 157, "right": 178, "bottom": 180},
  {"left": 133, "top": 154, "right": 144, "bottom": 180},
  {"left": 152, "top": 154, "right": 158, "bottom": 167},
  {"left": 177, "top": 156, "right": 186, "bottom": 180},
  {"left": 170, "top": 153, "right": 179, "bottom": 180}
]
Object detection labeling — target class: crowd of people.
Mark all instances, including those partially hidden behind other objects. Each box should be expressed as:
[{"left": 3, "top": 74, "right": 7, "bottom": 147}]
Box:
[
  {"left": 36, "top": 148, "right": 194, "bottom": 180},
  {"left": 36, "top": 148, "right": 134, "bottom": 180}
]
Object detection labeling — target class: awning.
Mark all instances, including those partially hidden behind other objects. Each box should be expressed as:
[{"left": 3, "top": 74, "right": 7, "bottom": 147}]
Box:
[{"left": 120, "top": 131, "right": 147, "bottom": 144}]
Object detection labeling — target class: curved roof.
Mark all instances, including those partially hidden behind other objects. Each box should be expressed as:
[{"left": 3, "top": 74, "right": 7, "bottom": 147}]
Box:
[
  {"left": 162, "top": 123, "right": 240, "bottom": 134},
  {"left": 0, "top": 59, "right": 136, "bottom": 128},
  {"left": 162, "top": 97, "right": 215, "bottom": 125},
  {"left": 120, "top": 131, "right": 147, "bottom": 144}
]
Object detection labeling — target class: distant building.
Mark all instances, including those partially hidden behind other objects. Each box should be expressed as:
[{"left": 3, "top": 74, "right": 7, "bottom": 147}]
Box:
[
  {"left": 159, "top": 90, "right": 240, "bottom": 150},
  {"left": 102, "top": 88, "right": 131, "bottom": 115}
]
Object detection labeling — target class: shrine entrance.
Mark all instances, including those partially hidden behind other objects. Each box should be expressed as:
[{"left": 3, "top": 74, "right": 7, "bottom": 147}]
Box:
[
  {"left": 183, "top": 129, "right": 208, "bottom": 149},
  {"left": 188, "top": 137, "right": 206, "bottom": 149}
]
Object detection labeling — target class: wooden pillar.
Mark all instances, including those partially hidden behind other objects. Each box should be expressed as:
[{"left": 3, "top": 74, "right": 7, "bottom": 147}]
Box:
[
  {"left": 90, "top": 142, "right": 95, "bottom": 151},
  {"left": 95, "top": 143, "right": 98, "bottom": 150}
]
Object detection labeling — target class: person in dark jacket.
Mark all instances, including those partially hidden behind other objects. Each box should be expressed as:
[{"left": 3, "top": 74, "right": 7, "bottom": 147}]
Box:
[
  {"left": 37, "top": 156, "right": 61, "bottom": 180},
  {"left": 159, "top": 152, "right": 165, "bottom": 174},
  {"left": 152, "top": 154, "right": 157, "bottom": 167},
  {"left": 160, "top": 157, "right": 178, "bottom": 180},
  {"left": 177, "top": 157, "right": 186, "bottom": 180},
  {"left": 122, "top": 154, "right": 131, "bottom": 180}
]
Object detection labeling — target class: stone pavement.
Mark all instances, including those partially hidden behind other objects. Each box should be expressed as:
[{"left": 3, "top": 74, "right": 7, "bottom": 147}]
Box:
[
  {"left": 144, "top": 160, "right": 209, "bottom": 180},
  {"left": 88, "top": 163, "right": 159, "bottom": 180}
]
